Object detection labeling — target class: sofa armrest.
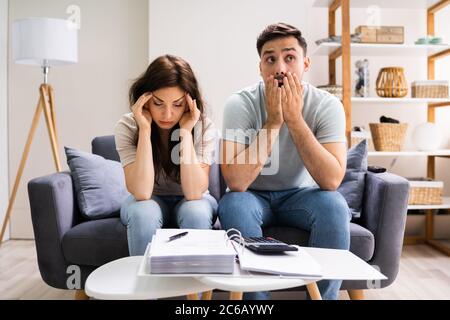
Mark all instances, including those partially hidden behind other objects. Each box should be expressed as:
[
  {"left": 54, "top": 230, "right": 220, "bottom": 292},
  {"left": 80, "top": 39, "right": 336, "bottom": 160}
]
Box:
[
  {"left": 28, "top": 171, "right": 82, "bottom": 289},
  {"left": 360, "top": 171, "right": 410, "bottom": 288}
]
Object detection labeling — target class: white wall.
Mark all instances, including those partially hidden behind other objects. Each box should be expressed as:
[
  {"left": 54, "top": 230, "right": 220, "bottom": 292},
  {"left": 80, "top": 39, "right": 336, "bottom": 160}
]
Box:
[
  {"left": 149, "top": 0, "right": 313, "bottom": 127},
  {"left": 0, "top": 0, "right": 9, "bottom": 241},
  {"left": 8, "top": 0, "right": 148, "bottom": 238},
  {"left": 149, "top": 0, "right": 449, "bottom": 197}
]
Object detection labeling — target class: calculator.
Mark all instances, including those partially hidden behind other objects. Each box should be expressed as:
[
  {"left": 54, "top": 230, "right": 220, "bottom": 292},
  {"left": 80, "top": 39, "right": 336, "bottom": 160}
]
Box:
[{"left": 235, "top": 236, "right": 298, "bottom": 254}]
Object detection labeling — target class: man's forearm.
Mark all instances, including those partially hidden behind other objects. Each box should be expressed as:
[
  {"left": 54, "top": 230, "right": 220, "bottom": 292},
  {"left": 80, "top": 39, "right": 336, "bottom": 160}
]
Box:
[
  {"left": 222, "top": 121, "right": 281, "bottom": 192},
  {"left": 286, "top": 118, "right": 344, "bottom": 190}
]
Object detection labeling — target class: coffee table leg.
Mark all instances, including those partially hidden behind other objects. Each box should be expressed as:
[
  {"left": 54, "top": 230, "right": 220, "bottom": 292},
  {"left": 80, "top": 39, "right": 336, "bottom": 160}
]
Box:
[
  {"left": 74, "top": 290, "right": 89, "bottom": 300},
  {"left": 202, "top": 290, "right": 213, "bottom": 300},
  {"left": 306, "top": 282, "right": 322, "bottom": 300},
  {"left": 229, "top": 292, "right": 243, "bottom": 300}
]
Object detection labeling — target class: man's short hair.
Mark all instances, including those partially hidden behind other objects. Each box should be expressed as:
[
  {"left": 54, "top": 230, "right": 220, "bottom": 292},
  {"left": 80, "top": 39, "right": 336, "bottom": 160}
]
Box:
[{"left": 257, "top": 23, "right": 307, "bottom": 57}]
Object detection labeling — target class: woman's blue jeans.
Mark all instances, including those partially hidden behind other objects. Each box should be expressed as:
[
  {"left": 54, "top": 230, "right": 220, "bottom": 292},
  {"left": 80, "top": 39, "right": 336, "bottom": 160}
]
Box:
[
  {"left": 121, "top": 194, "right": 218, "bottom": 256},
  {"left": 218, "top": 187, "right": 351, "bottom": 300}
]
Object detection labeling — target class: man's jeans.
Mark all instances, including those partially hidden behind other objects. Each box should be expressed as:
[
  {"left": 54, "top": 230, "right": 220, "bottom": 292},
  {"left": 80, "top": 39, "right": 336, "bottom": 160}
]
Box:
[
  {"left": 121, "top": 194, "right": 218, "bottom": 256},
  {"left": 218, "top": 187, "right": 351, "bottom": 300}
]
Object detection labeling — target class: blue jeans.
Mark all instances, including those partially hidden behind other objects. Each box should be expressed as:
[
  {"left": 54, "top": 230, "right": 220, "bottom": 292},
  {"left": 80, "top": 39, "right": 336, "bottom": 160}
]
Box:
[
  {"left": 218, "top": 187, "right": 351, "bottom": 300},
  {"left": 120, "top": 194, "right": 218, "bottom": 256}
]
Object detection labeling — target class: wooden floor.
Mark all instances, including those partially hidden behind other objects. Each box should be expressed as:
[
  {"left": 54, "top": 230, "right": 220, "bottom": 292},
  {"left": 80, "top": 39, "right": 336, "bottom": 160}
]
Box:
[{"left": 0, "top": 240, "right": 449, "bottom": 300}]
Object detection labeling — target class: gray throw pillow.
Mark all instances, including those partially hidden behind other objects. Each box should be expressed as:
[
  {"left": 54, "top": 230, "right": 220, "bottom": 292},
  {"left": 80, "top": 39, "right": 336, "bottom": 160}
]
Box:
[
  {"left": 65, "top": 146, "right": 130, "bottom": 220},
  {"left": 337, "top": 140, "right": 368, "bottom": 219}
]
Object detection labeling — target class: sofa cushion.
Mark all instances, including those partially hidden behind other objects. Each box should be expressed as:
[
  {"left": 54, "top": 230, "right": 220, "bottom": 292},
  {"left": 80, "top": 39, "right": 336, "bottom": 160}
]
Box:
[
  {"left": 62, "top": 218, "right": 129, "bottom": 266},
  {"left": 65, "top": 146, "right": 130, "bottom": 220},
  {"left": 92, "top": 136, "right": 121, "bottom": 162},
  {"left": 263, "top": 222, "right": 374, "bottom": 261},
  {"left": 338, "top": 140, "right": 368, "bottom": 219}
]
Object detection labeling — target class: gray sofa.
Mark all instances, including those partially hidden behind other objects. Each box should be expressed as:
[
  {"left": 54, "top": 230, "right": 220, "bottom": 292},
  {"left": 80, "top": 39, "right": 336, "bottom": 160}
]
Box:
[{"left": 28, "top": 135, "right": 409, "bottom": 297}]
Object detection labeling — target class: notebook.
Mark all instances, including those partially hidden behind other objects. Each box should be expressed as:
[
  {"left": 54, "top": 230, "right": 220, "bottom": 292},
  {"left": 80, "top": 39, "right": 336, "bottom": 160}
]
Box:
[{"left": 147, "top": 229, "right": 236, "bottom": 274}]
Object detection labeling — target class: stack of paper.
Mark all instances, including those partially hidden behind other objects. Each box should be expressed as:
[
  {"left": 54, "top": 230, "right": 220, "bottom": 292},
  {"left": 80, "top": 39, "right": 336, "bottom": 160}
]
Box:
[{"left": 148, "top": 229, "right": 236, "bottom": 274}]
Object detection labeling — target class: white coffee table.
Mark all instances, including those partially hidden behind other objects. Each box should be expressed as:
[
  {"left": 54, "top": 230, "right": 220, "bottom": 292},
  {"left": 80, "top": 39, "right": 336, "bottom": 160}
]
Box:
[
  {"left": 85, "top": 247, "right": 385, "bottom": 300},
  {"left": 85, "top": 256, "right": 319, "bottom": 300},
  {"left": 197, "top": 247, "right": 387, "bottom": 300},
  {"left": 85, "top": 256, "right": 214, "bottom": 300}
]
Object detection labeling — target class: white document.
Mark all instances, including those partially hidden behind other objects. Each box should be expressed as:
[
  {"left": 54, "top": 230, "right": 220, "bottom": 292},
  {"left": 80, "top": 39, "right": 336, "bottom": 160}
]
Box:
[{"left": 236, "top": 245, "right": 322, "bottom": 278}]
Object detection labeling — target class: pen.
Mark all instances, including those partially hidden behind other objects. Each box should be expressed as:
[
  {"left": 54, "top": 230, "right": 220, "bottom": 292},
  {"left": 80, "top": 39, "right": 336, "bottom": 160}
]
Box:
[{"left": 167, "top": 231, "right": 188, "bottom": 242}]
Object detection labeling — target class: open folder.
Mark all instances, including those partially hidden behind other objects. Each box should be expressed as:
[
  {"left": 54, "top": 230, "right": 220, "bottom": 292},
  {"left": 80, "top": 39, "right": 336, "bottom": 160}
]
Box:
[{"left": 145, "top": 229, "right": 322, "bottom": 278}]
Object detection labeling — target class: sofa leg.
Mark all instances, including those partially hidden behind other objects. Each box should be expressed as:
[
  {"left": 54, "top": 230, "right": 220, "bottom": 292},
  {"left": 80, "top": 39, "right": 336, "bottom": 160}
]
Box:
[
  {"left": 347, "top": 289, "right": 365, "bottom": 300},
  {"left": 75, "top": 290, "right": 89, "bottom": 300}
]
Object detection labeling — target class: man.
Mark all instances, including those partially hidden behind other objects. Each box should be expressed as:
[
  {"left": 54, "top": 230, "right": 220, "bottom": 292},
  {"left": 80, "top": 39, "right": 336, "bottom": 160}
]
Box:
[{"left": 218, "top": 23, "right": 350, "bottom": 300}]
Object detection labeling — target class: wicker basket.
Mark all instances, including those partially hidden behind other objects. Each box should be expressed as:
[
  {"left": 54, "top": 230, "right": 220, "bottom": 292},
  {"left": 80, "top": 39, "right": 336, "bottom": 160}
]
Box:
[
  {"left": 376, "top": 67, "right": 408, "bottom": 98},
  {"left": 351, "top": 130, "right": 372, "bottom": 148},
  {"left": 317, "top": 85, "right": 343, "bottom": 100},
  {"left": 369, "top": 123, "right": 408, "bottom": 151},
  {"left": 408, "top": 178, "right": 443, "bottom": 205},
  {"left": 411, "top": 80, "right": 449, "bottom": 98}
]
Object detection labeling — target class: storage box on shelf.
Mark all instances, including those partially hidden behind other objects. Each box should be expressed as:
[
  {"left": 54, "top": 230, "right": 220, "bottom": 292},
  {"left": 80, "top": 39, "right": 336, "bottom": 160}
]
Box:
[
  {"left": 412, "top": 80, "right": 449, "bottom": 98},
  {"left": 355, "top": 25, "right": 404, "bottom": 44},
  {"left": 408, "top": 178, "right": 444, "bottom": 205}
]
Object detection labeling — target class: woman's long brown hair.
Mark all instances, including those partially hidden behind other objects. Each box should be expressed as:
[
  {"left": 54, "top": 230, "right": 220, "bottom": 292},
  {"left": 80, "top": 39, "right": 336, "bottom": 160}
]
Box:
[{"left": 129, "top": 55, "right": 206, "bottom": 184}]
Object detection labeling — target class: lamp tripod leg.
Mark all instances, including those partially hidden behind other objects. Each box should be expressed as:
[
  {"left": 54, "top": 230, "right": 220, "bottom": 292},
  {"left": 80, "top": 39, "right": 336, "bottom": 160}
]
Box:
[
  {"left": 47, "top": 85, "right": 58, "bottom": 148},
  {"left": 0, "top": 96, "right": 44, "bottom": 243},
  {"left": 41, "top": 85, "right": 61, "bottom": 172}
]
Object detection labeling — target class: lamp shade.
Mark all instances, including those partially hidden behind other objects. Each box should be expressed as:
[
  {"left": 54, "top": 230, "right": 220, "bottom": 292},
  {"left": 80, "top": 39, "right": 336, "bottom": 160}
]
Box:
[{"left": 12, "top": 17, "right": 78, "bottom": 67}]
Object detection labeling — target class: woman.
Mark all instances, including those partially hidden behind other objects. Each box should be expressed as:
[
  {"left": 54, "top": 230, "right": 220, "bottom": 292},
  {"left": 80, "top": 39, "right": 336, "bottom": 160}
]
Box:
[{"left": 115, "top": 55, "right": 218, "bottom": 256}]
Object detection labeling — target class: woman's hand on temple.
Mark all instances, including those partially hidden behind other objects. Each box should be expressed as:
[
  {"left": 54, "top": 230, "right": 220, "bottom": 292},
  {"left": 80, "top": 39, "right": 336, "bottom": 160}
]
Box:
[
  {"left": 179, "top": 93, "right": 200, "bottom": 132},
  {"left": 132, "top": 93, "right": 153, "bottom": 132}
]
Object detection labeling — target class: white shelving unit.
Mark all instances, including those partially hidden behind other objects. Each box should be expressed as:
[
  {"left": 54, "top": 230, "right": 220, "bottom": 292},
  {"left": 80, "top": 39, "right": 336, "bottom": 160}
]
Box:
[
  {"left": 408, "top": 197, "right": 450, "bottom": 210},
  {"left": 352, "top": 97, "right": 450, "bottom": 104},
  {"left": 368, "top": 150, "right": 450, "bottom": 157},
  {"left": 313, "top": 0, "right": 444, "bottom": 9},
  {"left": 312, "top": 43, "right": 450, "bottom": 57},
  {"left": 313, "top": 0, "right": 450, "bottom": 254}
]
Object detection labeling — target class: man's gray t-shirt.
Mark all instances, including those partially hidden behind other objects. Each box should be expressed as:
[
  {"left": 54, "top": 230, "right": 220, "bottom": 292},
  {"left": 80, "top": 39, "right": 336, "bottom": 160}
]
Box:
[{"left": 222, "top": 80, "right": 346, "bottom": 191}]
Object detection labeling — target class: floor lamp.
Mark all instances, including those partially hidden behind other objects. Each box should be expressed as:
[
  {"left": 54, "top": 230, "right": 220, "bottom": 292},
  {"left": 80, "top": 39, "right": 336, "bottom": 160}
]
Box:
[{"left": 0, "top": 18, "right": 78, "bottom": 243}]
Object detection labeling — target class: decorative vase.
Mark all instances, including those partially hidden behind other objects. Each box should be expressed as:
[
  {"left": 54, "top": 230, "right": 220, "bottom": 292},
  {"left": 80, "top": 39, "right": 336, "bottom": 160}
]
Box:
[
  {"left": 376, "top": 67, "right": 408, "bottom": 98},
  {"left": 354, "top": 59, "right": 370, "bottom": 97},
  {"left": 412, "top": 122, "right": 442, "bottom": 151}
]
